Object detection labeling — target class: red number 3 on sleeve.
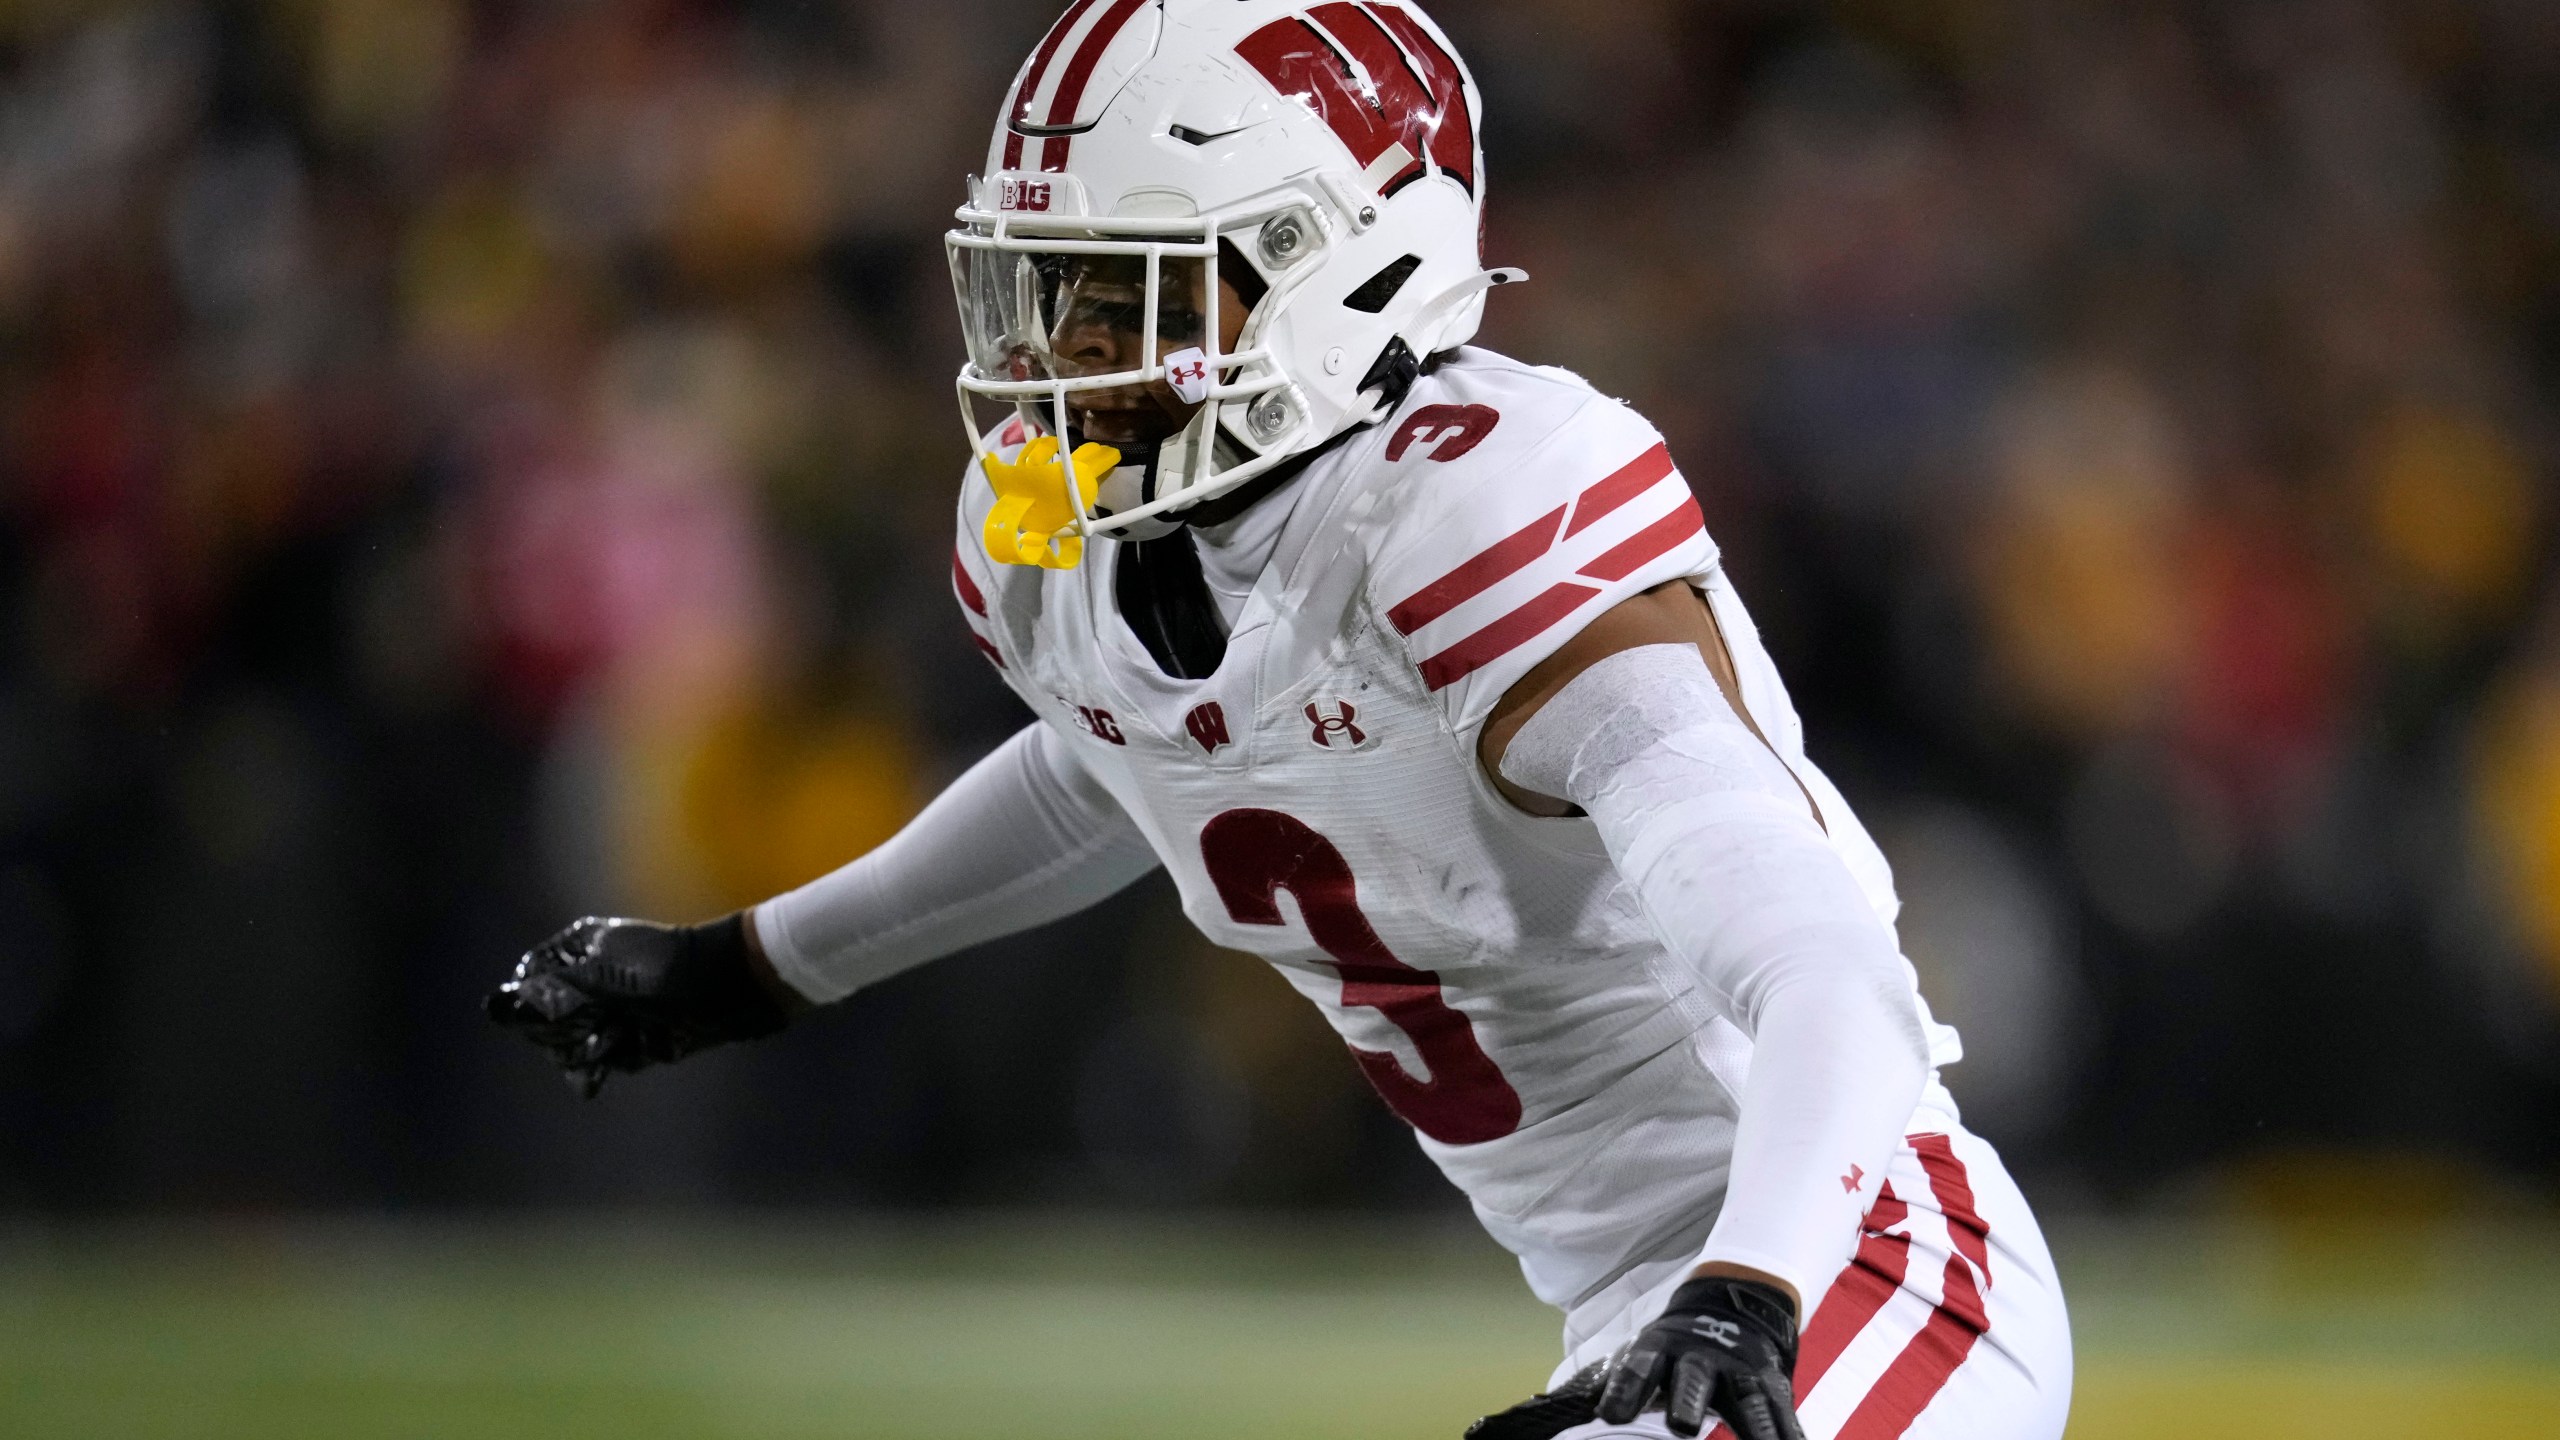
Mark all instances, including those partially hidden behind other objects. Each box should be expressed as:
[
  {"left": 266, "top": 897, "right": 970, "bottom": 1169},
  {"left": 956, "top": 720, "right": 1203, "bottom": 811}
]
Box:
[
  {"left": 1200, "top": 809, "right": 1522, "bottom": 1145},
  {"left": 1386, "top": 403, "right": 1499, "bottom": 463}
]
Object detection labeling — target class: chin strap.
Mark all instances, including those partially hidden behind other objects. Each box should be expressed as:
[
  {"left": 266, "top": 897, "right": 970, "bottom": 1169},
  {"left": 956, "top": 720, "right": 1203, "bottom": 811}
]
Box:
[
  {"left": 1060, "top": 267, "right": 1533, "bottom": 545},
  {"left": 1357, "top": 267, "right": 1529, "bottom": 425},
  {"left": 1358, "top": 336, "right": 1423, "bottom": 418},
  {"left": 1091, "top": 412, "right": 1204, "bottom": 543}
]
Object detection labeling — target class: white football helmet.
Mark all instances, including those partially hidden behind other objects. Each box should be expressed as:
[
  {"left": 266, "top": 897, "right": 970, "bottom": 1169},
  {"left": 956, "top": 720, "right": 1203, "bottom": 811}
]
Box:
[{"left": 948, "top": 0, "right": 1520, "bottom": 555}]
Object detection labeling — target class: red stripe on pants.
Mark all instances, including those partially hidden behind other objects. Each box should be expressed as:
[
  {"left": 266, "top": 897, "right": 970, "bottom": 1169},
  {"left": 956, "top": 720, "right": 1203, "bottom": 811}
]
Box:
[
  {"left": 1795, "top": 1181, "right": 1913, "bottom": 1397},
  {"left": 1833, "top": 1255, "right": 1986, "bottom": 1440},
  {"left": 1831, "top": 1136, "right": 1994, "bottom": 1438},
  {"left": 1911, "top": 1133, "right": 1991, "bottom": 1295}
]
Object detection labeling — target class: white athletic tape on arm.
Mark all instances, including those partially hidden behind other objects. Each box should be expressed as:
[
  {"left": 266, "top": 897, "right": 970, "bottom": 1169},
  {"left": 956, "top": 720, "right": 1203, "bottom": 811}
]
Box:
[
  {"left": 1501, "top": 643, "right": 1930, "bottom": 1311},
  {"left": 752, "top": 723, "right": 1161, "bottom": 1004}
]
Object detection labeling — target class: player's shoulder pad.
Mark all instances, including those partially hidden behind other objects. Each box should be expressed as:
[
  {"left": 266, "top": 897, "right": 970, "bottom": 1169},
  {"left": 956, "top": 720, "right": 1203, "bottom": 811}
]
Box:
[{"left": 1362, "top": 352, "right": 1719, "bottom": 735}]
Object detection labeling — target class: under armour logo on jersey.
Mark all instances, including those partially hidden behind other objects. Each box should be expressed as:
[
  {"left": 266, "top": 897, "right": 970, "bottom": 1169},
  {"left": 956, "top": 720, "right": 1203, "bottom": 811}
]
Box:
[
  {"left": 1164, "top": 347, "right": 1212, "bottom": 404},
  {"left": 1306, "top": 700, "right": 1372, "bottom": 750},
  {"left": 1185, "top": 701, "right": 1232, "bottom": 754}
]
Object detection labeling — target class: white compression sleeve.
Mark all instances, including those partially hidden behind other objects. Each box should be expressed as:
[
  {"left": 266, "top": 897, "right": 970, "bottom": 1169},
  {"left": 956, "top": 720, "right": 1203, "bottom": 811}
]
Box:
[
  {"left": 1499, "top": 643, "right": 1929, "bottom": 1312},
  {"left": 751, "top": 723, "right": 1162, "bottom": 1004}
]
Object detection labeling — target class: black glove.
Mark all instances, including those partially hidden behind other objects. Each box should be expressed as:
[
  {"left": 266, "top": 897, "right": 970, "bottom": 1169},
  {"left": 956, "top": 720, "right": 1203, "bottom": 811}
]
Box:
[
  {"left": 1465, "top": 1361, "right": 1606, "bottom": 1440},
  {"left": 485, "top": 914, "right": 791, "bottom": 1098},
  {"left": 1596, "top": 1276, "right": 1804, "bottom": 1440}
]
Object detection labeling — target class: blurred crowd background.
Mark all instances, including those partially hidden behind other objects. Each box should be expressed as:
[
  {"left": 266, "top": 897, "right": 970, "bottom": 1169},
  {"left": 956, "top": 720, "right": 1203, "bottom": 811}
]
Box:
[{"left": 1, "top": 0, "right": 2556, "bottom": 1221}]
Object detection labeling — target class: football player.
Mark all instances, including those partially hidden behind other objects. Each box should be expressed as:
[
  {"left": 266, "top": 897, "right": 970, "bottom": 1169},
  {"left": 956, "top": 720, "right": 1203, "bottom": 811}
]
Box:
[{"left": 487, "top": 4, "right": 2073, "bottom": 1437}]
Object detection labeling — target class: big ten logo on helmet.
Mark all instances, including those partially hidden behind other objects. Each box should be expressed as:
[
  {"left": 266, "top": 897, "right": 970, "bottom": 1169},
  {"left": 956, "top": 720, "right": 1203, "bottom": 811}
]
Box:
[
  {"left": 999, "top": 177, "right": 1052, "bottom": 211},
  {"left": 1387, "top": 403, "right": 1498, "bottom": 463},
  {"left": 1305, "top": 699, "right": 1375, "bottom": 751},
  {"left": 1236, "top": 5, "right": 1474, "bottom": 198},
  {"left": 1185, "top": 701, "right": 1232, "bottom": 755}
]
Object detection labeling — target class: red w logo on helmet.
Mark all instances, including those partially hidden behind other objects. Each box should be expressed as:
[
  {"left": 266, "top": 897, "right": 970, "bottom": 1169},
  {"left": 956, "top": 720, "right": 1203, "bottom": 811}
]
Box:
[{"left": 1237, "top": 4, "right": 1475, "bottom": 197}]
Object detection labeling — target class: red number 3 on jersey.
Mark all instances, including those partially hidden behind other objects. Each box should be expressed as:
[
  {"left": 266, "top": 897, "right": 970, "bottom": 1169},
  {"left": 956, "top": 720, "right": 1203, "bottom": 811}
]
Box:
[{"left": 1201, "top": 809, "right": 1522, "bottom": 1144}]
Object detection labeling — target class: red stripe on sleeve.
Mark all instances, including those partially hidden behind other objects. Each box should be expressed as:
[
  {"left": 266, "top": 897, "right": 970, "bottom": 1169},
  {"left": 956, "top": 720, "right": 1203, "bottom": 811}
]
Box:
[
  {"left": 1415, "top": 582, "right": 1599, "bottom": 690},
  {"left": 1386, "top": 506, "right": 1565, "bottom": 635},
  {"left": 1563, "top": 442, "right": 1674, "bottom": 538},
  {"left": 1576, "top": 497, "right": 1705, "bottom": 581},
  {"left": 1795, "top": 1181, "right": 1914, "bottom": 1398},
  {"left": 970, "top": 634, "right": 1005, "bottom": 670},
  {"left": 1912, "top": 1134, "right": 1992, "bottom": 1287},
  {"left": 1038, "top": 0, "right": 1149, "bottom": 171},
  {"left": 1834, "top": 1254, "right": 1986, "bottom": 1440},
  {"left": 952, "top": 547, "right": 989, "bottom": 618}
]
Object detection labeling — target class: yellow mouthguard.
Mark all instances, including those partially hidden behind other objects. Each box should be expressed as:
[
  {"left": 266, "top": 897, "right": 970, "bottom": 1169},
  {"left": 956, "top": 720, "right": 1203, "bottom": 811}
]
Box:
[{"left": 981, "top": 436, "right": 1121, "bottom": 570}]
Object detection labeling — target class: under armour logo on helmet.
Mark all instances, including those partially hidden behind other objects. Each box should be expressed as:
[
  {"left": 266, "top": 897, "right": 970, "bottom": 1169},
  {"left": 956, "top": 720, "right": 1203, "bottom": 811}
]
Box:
[
  {"left": 1306, "top": 700, "right": 1370, "bottom": 750},
  {"left": 1164, "top": 347, "right": 1212, "bottom": 404}
]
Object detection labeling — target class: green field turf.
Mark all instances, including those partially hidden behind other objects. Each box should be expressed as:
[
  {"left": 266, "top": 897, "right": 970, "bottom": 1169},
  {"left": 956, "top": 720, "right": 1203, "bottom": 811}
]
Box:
[{"left": 2, "top": 1214, "right": 2555, "bottom": 1439}]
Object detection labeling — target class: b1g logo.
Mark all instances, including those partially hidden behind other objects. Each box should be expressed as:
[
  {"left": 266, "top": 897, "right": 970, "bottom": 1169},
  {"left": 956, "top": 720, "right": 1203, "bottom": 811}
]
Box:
[
  {"left": 1059, "top": 699, "right": 1125, "bottom": 745},
  {"left": 1305, "top": 700, "right": 1374, "bottom": 751},
  {"left": 999, "top": 178, "right": 1053, "bottom": 212}
]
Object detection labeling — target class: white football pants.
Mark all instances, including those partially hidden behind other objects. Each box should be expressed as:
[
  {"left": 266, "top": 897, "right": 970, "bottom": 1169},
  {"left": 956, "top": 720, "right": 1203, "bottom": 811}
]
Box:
[{"left": 1553, "top": 1125, "right": 2071, "bottom": 1440}]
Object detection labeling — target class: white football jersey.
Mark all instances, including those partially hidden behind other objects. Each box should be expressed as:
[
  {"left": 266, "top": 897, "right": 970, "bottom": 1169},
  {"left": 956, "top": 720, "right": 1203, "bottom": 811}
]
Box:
[{"left": 951, "top": 348, "right": 1963, "bottom": 1320}]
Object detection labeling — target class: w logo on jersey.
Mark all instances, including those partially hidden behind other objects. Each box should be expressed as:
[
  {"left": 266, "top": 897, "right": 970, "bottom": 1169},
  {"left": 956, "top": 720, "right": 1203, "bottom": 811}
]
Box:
[
  {"left": 1305, "top": 700, "right": 1372, "bottom": 750},
  {"left": 1185, "top": 701, "right": 1232, "bottom": 754},
  {"left": 1237, "top": 5, "right": 1475, "bottom": 197}
]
